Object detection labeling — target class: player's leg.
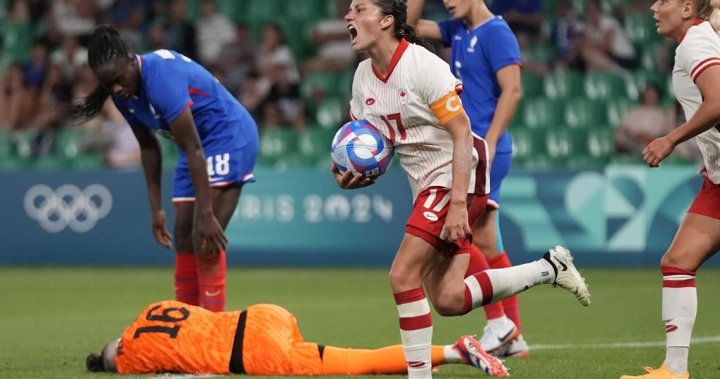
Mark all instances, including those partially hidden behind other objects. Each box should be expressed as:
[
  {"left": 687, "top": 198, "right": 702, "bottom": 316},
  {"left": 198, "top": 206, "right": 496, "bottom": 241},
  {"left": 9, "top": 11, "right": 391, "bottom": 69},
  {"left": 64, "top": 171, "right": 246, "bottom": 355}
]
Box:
[
  {"left": 390, "top": 233, "right": 442, "bottom": 379},
  {"left": 173, "top": 164, "right": 200, "bottom": 305},
  {"left": 195, "top": 184, "right": 241, "bottom": 312},
  {"left": 474, "top": 149, "right": 526, "bottom": 354},
  {"left": 621, "top": 178, "right": 720, "bottom": 379},
  {"left": 321, "top": 340, "right": 509, "bottom": 376},
  {"left": 197, "top": 144, "right": 255, "bottom": 312}
]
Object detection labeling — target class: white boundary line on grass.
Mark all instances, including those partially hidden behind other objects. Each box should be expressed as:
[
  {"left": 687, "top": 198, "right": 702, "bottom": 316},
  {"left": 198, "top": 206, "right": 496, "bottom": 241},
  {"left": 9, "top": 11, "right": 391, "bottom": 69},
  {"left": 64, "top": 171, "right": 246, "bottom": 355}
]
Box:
[{"left": 531, "top": 335, "right": 720, "bottom": 350}]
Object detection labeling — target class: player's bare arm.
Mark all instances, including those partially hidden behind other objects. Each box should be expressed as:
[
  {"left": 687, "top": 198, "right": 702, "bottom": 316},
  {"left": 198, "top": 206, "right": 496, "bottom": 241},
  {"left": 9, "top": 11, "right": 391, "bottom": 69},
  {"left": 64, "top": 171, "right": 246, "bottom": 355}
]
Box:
[
  {"left": 130, "top": 123, "right": 172, "bottom": 249},
  {"left": 442, "top": 113, "right": 473, "bottom": 242},
  {"left": 170, "top": 109, "right": 227, "bottom": 253},
  {"left": 485, "top": 64, "right": 521, "bottom": 163},
  {"left": 644, "top": 65, "right": 720, "bottom": 167},
  {"left": 407, "top": 0, "right": 442, "bottom": 40}
]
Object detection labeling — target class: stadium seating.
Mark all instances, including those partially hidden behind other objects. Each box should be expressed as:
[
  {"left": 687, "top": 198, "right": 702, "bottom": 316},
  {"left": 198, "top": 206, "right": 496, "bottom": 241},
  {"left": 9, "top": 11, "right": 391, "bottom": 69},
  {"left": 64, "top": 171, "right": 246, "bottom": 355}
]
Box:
[
  {"left": 624, "top": 13, "right": 661, "bottom": 46},
  {"left": 511, "top": 128, "right": 547, "bottom": 164},
  {"left": 564, "top": 97, "right": 608, "bottom": 129},
  {"left": 543, "top": 70, "right": 584, "bottom": 100},
  {"left": 626, "top": 70, "right": 668, "bottom": 101},
  {"left": 315, "top": 98, "right": 345, "bottom": 129},
  {"left": 0, "top": 130, "right": 11, "bottom": 159},
  {"left": 259, "top": 127, "right": 299, "bottom": 165},
  {"left": 521, "top": 98, "right": 564, "bottom": 129},
  {"left": 299, "top": 126, "right": 337, "bottom": 167},
  {"left": 606, "top": 97, "right": 635, "bottom": 128},
  {"left": 521, "top": 72, "right": 544, "bottom": 98},
  {"left": 584, "top": 72, "right": 627, "bottom": 100}
]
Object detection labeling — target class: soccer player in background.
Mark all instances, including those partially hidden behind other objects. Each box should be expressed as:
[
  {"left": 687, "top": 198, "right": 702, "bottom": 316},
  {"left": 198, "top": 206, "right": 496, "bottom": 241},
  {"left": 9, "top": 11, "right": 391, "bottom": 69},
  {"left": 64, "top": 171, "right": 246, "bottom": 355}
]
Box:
[
  {"left": 69, "top": 25, "right": 259, "bottom": 312},
  {"left": 334, "top": 1, "right": 590, "bottom": 378},
  {"left": 621, "top": 0, "right": 720, "bottom": 378},
  {"left": 86, "top": 300, "right": 504, "bottom": 376},
  {"left": 407, "top": 0, "right": 527, "bottom": 357}
]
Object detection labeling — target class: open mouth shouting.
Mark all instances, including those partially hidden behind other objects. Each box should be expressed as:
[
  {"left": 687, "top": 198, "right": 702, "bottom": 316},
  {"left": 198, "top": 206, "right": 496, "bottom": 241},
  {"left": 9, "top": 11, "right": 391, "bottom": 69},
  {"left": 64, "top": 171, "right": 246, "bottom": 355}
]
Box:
[{"left": 348, "top": 24, "right": 358, "bottom": 45}]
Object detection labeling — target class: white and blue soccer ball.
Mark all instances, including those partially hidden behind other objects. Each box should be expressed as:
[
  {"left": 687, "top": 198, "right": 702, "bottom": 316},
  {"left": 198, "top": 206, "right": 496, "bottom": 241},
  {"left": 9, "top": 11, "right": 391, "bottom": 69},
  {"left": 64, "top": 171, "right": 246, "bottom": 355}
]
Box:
[{"left": 331, "top": 119, "right": 394, "bottom": 178}]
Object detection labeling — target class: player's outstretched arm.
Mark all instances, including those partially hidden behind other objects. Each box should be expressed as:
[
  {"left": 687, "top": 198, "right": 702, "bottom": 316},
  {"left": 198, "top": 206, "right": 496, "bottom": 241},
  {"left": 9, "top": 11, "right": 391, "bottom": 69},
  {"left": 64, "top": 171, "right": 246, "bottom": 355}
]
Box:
[
  {"left": 131, "top": 123, "right": 172, "bottom": 248},
  {"left": 169, "top": 109, "right": 227, "bottom": 253},
  {"left": 407, "top": 0, "right": 442, "bottom": 40}
]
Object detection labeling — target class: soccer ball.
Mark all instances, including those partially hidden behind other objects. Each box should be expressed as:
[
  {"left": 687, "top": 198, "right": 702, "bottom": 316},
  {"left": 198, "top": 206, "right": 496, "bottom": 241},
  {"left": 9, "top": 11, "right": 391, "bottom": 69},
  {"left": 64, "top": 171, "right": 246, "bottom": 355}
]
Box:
[{"left": 331, "top": 119, "right": 394, "bottom": 178}]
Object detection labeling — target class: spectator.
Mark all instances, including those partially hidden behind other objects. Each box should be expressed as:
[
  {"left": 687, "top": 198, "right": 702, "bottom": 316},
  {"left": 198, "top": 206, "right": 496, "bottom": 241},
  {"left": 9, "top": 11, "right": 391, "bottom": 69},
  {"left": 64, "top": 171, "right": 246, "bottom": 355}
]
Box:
[
  {"left": 164, "top": 0, "right": 197, "bottom": 60},
  {"left": 0, "top": 64, "right": 34, "bottom": 130},
  {"left": 196, "top": 0, "right": 235, "bottom": 68},
  {"left": 239, "top": 70, "right": 270, "bottom": 121},
  {"left": 50, "top": 35, "right": 88, "bottom": 85},
  {"left": 216, "top": 22, "right": 256, "bottom": 95},
  {"left": 301, "top": 0, "right": 357, "bottom": 75},
  {"left": 580, "top": 0, "right": 636, "bottom": 72},
  {"left": 2, "top": 0, "right": 34, "bottom": 67},
  {"left": 49, "top": 0, "right": 97, "bottom": 42},
  {"left": 489, "top": 0, "right": 543, "bottom": 41},
  {"left": 105, "top": 0, "right": 149, "bottom": 49},
  {"left": 256, "top": 23, "right": 299, "bottom": 85},
  {"left": 81, "top": 99, "right": 140, "bottom": 169},
  {"left": 549, "top": 0, "right": 584, "bottom": 70},
  {"left": 259, "top": 63, "right": 307, "bottom": 133},
  {"left": 614, "top": 84, "right": 698, "bottom": 161}
]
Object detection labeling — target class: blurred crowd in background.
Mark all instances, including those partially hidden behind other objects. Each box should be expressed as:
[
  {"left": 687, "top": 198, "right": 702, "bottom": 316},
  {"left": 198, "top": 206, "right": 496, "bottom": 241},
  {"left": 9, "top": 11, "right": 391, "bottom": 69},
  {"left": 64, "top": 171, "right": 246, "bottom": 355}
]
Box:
[{"left": 0, "top": 0, "right": 701, "bottom": 171}]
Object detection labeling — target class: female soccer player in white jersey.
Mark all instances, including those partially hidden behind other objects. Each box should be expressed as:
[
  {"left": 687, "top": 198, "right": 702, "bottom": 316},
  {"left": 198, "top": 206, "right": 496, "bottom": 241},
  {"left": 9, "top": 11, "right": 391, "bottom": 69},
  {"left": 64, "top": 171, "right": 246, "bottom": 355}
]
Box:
[
  {"left": 334, "top": 1, "right": 590, "bottom": 378},
  {"left": 407, "top": 0, "right": 527, "bottom": 357},
  {"left": 621, "top": 1, "right": 720, "bottom": 378}
]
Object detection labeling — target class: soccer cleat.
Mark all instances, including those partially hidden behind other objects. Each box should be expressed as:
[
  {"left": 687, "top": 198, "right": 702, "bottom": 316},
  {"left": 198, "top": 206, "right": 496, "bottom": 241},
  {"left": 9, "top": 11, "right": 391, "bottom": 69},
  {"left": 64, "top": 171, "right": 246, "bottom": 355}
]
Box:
[
  {"left": 620, "top": 364, "right": 689, "bottom": 379},
  {"left": 543, "top": 245, "right": 591, "bottom": 306},
  {"left": 454, "top": 335, "right": 509, "bottom": 377},
  {"left": 493, "top": 334, "right": 529, "bottom": 359},
  {"left": 479, "top": 317, "right": 520, "bottom": 353}
]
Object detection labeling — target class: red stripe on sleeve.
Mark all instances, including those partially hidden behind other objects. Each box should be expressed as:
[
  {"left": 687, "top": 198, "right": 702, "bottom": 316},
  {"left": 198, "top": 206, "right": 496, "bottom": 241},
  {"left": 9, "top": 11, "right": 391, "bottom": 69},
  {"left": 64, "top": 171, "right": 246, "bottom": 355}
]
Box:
[{"left": 692, "top": 61, "right": 720, "bottom": 82}]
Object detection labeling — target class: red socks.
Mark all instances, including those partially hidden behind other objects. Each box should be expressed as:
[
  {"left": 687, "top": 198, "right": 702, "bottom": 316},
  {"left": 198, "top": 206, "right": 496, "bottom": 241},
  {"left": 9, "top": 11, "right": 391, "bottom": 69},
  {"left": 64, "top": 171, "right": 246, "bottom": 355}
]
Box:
[
  {"left": 174, "top": 252, "right": 199, "bottom": 305},
  {"left": 196, "top": 250, "right": 227, "bottom": 312},
  {"left": 466, "top": 245, "right": 505, "bottom": 319}
]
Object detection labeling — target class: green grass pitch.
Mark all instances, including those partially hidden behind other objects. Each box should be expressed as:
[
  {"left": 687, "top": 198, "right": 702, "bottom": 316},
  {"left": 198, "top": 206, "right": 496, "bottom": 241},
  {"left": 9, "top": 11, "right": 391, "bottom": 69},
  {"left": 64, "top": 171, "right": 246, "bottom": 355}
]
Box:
[{"left": 1, "top": 268, "right": 719, "bottom": 378}]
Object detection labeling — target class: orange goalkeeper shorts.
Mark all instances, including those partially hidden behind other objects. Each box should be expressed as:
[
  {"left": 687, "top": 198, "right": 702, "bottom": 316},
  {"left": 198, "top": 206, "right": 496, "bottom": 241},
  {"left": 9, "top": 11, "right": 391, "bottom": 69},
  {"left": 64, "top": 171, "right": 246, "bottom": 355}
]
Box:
[{"left": 242, "top": 304, "right": 324, "bottom": 376}]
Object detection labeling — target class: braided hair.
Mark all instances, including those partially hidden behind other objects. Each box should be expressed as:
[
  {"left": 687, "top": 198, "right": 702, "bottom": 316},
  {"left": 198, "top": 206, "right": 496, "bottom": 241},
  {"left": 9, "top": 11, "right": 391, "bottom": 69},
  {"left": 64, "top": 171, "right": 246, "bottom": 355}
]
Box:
[
  {"left": 85, "top": 352, "right": 106, "bottom": 372},
  {"left": 68, "top": 25, "right": 132, "bottom": 121},
  {"left": 372, "top": 0, "right": 431, "bottom": 49}
]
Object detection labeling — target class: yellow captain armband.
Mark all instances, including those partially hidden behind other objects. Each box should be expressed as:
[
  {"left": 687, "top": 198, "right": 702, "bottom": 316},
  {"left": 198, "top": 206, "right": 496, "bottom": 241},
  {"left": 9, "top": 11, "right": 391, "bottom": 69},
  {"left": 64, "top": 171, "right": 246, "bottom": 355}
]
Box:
[{"left": 430, "top": 91, "right": 464, "bottom": 125}]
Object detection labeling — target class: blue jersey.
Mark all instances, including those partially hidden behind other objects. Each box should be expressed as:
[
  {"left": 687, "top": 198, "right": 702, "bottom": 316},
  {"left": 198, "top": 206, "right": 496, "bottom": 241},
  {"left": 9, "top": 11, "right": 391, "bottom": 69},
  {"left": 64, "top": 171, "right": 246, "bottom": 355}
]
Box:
[
  {"left": 112, "top": 49, "right": 259, "bottom": 201},
  {"left": 112, "top": 49, "right": 257, "bottom": 151},
  {"left": 437, "top": 17, "right": 521, "bottom": 154}
]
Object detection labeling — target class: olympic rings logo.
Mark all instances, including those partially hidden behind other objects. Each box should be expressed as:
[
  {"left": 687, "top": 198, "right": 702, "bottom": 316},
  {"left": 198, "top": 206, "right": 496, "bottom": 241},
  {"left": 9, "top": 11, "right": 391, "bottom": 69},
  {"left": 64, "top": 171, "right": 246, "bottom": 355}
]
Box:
[{"left": 24, "top": 184, "right": 113, "bottom": 233}]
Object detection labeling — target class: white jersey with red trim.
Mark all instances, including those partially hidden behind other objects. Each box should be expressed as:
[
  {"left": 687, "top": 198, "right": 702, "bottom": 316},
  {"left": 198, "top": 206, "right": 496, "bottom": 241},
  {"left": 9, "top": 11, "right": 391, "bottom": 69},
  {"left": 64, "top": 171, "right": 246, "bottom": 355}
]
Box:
[
  {"left": 673, "top": 21, "right": 720, "bottom": 183},
  {"left": 349, "top": 39, "right": 488, "bottom": 199}
]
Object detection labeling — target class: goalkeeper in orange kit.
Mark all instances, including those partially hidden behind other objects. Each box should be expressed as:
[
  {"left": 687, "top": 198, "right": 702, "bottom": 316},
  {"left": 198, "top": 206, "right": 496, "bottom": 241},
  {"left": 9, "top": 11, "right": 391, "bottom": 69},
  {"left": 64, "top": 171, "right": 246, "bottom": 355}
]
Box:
[{"left": 86, "top": 300, "right": 508, "bottom": 376}]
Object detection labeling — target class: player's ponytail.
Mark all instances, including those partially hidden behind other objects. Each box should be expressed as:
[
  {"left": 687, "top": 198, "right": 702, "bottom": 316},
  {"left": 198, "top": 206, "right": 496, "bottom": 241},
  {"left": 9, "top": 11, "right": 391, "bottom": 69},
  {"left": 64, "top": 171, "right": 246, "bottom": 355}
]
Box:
[
  {"left": 374, "top": 0, "right": 432, "bottom": 49},
  {"left": 68, "top": 25, "right": 131, "bottom": 121},
  {"left": 85, "top": 353, "right": 106, "bottom": 372}
]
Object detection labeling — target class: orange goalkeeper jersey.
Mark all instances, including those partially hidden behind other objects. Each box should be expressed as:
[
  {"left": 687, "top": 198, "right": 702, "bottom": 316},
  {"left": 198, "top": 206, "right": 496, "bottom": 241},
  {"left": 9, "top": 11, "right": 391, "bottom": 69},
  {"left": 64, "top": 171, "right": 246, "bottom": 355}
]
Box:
[{"left": 115, "top": 300, "right": 241, "bottom": 374}]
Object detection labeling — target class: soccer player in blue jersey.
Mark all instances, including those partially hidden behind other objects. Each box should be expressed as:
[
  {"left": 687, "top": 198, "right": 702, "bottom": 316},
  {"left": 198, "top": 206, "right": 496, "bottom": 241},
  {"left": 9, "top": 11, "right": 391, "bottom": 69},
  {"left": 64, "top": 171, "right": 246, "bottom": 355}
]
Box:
[
  {"left": 408, "top": 0, "right": 526, "bottom": 357},
  {"left": 69, "top": 25, "right": 259, "bottom": 312}
]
